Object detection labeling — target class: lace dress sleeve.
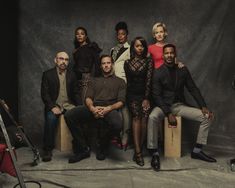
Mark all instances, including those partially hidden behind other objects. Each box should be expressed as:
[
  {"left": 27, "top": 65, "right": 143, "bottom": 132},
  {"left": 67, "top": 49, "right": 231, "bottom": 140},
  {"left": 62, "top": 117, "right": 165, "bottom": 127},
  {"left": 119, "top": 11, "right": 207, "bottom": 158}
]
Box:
[{"left": 145, "top": 58, "right": 153, "bottom": 99}]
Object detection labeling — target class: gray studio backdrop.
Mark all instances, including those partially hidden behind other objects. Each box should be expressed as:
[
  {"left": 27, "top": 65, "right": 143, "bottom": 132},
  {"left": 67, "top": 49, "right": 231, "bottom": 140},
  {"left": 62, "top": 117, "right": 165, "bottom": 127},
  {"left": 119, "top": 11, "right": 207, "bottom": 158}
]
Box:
[{"left": 19, "top": 0, "right": 235, "bottom": 151}]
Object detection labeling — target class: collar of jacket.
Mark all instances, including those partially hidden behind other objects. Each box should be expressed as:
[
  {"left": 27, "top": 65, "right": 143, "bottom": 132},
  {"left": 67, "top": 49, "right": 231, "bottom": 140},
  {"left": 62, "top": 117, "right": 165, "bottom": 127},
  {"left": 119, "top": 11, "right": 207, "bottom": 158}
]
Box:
[{"left": 123, "top": 42, "right": 130, "bottom": 48}]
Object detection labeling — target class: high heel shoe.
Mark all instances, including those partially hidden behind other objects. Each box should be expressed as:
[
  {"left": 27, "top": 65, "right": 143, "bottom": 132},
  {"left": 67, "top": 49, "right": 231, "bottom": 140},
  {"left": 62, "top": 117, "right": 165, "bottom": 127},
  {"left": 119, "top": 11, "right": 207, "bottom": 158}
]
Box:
[
  {"left": 111, "top": 136, "right": 123, "bottom": 150},
  {"left": 133, "top": 152, "right": 144, "bottom": 166},
  {"left": 121, "top": 142, "right": 128, "bottom": 151}
]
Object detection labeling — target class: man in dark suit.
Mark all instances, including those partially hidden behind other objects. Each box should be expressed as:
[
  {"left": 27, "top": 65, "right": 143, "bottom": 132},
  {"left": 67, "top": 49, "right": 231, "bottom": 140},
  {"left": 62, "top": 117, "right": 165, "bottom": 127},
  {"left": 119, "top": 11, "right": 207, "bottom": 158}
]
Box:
[
  {"left": 147, "top": 44, "right": 216, "bottom": 171},
  {"left": 41, "top": 51, "right": 81, "bottom": 162}
]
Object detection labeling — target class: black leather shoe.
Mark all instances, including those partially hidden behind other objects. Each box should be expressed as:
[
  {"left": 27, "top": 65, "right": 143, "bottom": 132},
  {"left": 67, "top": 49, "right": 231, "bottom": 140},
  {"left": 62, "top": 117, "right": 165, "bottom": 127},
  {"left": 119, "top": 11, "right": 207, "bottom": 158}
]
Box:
[
  {"left": 96, "top": 148, "right": 106, "bottom": 161},
  {"left": 151, "top": 154, "right": 160, "bottom": 171},
  {"left": 42, "top": 150, "right": 52, "bottom": 162},
  {"left": 191, "top": 151, "right": 217, "bottom": 162},
  {"left": 68, "top": 151, "right": 90, "bottom": 163},
  {"left": 96, "top": 137, "right": 109, "bottom": 161}
]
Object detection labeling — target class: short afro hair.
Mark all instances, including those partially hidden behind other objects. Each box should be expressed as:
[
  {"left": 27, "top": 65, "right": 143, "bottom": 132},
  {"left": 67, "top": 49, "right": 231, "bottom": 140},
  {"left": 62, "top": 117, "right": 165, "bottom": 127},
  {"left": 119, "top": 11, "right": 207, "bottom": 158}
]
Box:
[{"left": 115, "top": 21, "right": 128, "bottom": 34}]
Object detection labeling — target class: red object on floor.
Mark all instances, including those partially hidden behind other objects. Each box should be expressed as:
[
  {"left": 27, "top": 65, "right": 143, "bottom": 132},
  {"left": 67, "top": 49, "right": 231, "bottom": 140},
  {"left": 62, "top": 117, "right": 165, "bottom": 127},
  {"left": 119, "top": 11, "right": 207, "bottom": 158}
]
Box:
[
  {"left": 0, "top": 143, "right": 17, "bottom": 177},
  {"left": 111, "top": 137, "right": 125, "bottom": 149}
]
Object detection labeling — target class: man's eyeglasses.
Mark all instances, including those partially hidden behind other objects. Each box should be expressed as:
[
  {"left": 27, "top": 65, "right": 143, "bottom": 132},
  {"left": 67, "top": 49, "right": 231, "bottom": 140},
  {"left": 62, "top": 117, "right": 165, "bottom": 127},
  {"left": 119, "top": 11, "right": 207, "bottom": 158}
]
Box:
[{"left": 57, "top": 57, "right": 69, "bottom": 61}]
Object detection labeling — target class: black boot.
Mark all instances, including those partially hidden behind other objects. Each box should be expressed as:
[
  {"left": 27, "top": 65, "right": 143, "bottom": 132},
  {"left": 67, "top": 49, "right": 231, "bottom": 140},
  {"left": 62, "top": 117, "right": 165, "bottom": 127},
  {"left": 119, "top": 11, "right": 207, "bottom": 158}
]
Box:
[
  {"left": 151, "top": 154, "right": 160, "bottom": 171},
  {"left": 96, "top": 136, "right": 110, "bottom": 161},
  {"left": 96, "top": 120, "right": 110, "bottom": 160},
  {"left": 96, "top": 144, "right": 106, "bottom": 161},
  {"left": 68, "top": 147, "right": 90, "bottom": 163},
  {"left": 42, "top": 150, "right": 52, "bottom": 162}
]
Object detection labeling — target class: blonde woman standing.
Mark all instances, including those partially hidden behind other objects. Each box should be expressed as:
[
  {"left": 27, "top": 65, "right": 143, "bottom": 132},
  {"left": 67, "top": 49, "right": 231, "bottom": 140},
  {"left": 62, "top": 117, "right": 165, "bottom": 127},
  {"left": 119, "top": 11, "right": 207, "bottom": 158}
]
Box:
[{"left": 148, "top": 22, "right": 168, "bottom": 69}]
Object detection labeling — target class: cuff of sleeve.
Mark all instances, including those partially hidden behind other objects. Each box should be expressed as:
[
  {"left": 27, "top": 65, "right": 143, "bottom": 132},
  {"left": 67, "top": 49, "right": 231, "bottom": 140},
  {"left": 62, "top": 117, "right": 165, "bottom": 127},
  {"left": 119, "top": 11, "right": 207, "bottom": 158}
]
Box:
[
  {"left": 118, "top": 98, "right": 125, "bottom": 105},
  {"left": 49, "top": 105, "right": 57, "bottom": 111},
  {"left": 121, "top": 100, "right": 125, "bottom": 106},
  {"left": 164, "top": 109, "right": 172, "bottom": 116}
]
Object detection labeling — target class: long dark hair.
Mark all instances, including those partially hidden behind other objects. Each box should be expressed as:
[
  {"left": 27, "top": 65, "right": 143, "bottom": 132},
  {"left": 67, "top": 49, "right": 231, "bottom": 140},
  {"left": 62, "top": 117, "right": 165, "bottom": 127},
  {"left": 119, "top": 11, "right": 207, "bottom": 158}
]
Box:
[
  {"left": 73, "top": 26, "right": 91, "bottom": 49},
  {"left": 130, "top": 36, "right": 148, "bottom": 59}
]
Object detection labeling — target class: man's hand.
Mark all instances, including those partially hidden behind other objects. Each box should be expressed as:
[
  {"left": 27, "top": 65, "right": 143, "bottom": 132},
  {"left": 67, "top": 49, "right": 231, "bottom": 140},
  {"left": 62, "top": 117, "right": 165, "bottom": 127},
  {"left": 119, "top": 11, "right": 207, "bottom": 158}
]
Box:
[
  {"left": 167, "top": 113, "right": 177, "bottom": 128},
  {"left": 100, "top": 106, "right": 112, "bottom": 116},
  {"left": 142, "top": 99, "right": 150, "bottom": 111},
  {"left": 90, "top": 106, "right": 103, "bottom": 119},
  {"left": 51, "top": 107, "right": 62, "bottom": 115},
  {"left": 95, "top": 106, "right": 112, "bottom": 118},
  {"left": 201, "top": 107, "right": 214, "bottom": 120}
]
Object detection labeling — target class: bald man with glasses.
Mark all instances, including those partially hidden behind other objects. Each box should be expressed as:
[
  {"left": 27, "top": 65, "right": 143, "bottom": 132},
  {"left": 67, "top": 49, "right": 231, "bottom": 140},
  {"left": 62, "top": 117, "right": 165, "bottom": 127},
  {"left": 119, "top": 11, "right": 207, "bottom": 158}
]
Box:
[{"left": 41, "top": 51, "right": 81, "bottom": 162}]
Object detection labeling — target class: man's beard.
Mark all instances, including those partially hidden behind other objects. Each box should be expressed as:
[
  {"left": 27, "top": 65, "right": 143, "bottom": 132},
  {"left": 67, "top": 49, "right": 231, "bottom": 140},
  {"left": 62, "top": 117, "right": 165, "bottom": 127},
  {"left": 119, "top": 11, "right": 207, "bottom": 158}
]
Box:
[
  {"left": 102, "top": 67, "right": 113, "bottom": 76},
  {"left": 165, "top": 59, "right": 175, "bottom": 67},
  {"left": 57, "top": 64, "right": 67, "bottom": 73},
  {"left": 58, "top": 63, "right": 67, "bottom": 69}
]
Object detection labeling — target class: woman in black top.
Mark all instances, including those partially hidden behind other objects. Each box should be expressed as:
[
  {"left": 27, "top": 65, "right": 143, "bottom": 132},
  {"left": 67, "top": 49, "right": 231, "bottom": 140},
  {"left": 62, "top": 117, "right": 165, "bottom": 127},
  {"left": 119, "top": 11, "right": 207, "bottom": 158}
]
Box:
[
  {"left": 124, "top": 37, "right": 153, "bottom": 166},
  {"left": 73, "top": 27, "right": 102, "bottom": 102}
]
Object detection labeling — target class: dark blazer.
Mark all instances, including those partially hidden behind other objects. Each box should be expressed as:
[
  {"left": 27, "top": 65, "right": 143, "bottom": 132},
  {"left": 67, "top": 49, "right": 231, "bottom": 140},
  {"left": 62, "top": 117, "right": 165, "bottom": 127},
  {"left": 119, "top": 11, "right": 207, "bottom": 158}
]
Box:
[
  {"left": 152, "top": 64, "right": 206, "bottom": 115},
  {"left": 41, "top": 67, "right": 81, "bottom": 112}
]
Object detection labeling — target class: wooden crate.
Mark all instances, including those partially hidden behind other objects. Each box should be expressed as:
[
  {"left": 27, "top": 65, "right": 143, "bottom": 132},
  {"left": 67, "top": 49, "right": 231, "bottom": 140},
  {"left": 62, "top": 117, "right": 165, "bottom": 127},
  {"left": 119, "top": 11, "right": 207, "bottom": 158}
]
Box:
[
  {"left": 164, "top": 116, "right": 181, "bottom": 157},
  {"left": 55, "top": 115, "right": 72, "bottom": 152}
]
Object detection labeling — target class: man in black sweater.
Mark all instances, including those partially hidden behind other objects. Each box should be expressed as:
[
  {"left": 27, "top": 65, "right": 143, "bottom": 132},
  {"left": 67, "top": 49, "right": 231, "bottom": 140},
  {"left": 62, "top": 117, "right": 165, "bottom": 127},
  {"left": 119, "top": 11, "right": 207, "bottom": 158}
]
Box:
[
  {"left": 64, "top": 55, "right": 126, "bottom": 163},
  {"left": 148, "top": 44, "right": 216, "bottom": 171}
]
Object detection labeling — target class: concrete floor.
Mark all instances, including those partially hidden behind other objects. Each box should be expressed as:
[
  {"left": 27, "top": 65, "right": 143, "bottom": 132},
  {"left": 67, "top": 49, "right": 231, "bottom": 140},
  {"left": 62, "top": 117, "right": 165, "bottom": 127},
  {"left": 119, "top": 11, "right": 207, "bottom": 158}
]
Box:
[{"left": 1, "top": 144, "right": 235, "bottom": 188}]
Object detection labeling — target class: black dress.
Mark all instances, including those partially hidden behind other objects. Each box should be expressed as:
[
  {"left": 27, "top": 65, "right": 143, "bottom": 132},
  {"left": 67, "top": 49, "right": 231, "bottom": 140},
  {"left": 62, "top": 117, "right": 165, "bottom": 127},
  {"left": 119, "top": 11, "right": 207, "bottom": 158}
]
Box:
[
  {"left": 124, "top": 57, "right": 153, "bottom": 118},
  {"left": 73, "top": 42, "right": 102, "bottom": 78},
  {"left": 73, "top": 42, "right": 102, "bottom": 102}
]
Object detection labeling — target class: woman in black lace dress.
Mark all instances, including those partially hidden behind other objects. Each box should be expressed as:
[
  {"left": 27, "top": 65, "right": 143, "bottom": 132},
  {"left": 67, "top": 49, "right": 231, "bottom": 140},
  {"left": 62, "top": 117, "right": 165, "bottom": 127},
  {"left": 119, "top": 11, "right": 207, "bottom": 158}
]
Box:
[
  {"left": 73, "top": 27, "right": 102, "bottom": 102},
  {"left": 124, "top": 37, "right": 153, "bottom": 166}
]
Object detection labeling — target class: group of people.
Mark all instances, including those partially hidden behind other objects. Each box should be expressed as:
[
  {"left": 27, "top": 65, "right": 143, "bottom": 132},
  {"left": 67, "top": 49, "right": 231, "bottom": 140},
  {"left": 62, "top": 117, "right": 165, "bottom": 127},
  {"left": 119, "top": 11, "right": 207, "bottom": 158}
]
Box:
[{"left": 41, "top": 21, "right": 216, "bottom": 171}]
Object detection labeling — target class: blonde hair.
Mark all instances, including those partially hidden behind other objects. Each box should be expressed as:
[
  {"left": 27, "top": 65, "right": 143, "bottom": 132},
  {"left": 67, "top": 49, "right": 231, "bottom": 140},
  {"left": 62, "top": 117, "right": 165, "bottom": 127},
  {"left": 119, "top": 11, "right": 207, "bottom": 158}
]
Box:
[{"left": 152, "top": 22, "right": 168, "bottom": 38}]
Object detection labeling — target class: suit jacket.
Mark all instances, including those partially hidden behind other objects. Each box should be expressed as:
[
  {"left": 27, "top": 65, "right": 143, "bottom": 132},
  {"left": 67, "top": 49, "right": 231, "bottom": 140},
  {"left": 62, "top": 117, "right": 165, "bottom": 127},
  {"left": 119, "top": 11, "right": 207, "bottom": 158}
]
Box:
[
  {"left": 152, "top": 64, "right": 206, "bottom": 115},
  {"left": 111, "top": 42, "right": 130, "bottom": 82},
  {"left": 41, "top": 67, "right": 81, "bottom": 112}
]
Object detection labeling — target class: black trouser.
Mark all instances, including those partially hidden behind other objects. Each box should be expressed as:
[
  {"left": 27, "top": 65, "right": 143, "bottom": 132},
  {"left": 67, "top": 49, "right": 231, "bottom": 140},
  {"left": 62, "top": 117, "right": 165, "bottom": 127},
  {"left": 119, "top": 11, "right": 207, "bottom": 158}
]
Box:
[
  {"left": 43, "top": 111, "right": 59, "bottom": 151},
  {"left": 64, "top": 105, "right": 122, "bottom": 154}
]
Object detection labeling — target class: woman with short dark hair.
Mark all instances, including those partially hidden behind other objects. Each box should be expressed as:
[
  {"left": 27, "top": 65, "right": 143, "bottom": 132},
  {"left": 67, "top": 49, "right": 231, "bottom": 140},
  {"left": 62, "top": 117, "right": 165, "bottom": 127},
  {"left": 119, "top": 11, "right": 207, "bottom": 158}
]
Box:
[
  {"left": 110, "top": 22, "right": 130, "bottom": 149},
  {"left": 124, "top": 36, "right": 153, "bottom": 166}
]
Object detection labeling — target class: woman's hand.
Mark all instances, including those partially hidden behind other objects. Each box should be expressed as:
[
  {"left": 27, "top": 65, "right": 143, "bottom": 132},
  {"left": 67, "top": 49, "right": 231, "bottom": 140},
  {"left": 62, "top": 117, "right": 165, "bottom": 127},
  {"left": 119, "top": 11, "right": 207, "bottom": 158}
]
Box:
[
  {"left": 142, "top": 99, "right": 150, "bottom": 111},
  {"left": 51, "top": 107, "right": 62, "bottom": 115},
  {"left": 175, "top": 58, "right": 185, "bottom": 68}
]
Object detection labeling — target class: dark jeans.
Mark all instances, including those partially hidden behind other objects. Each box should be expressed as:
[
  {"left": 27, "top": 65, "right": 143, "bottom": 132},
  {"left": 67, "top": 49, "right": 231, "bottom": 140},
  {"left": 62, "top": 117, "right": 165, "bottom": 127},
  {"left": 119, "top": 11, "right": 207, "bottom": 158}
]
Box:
[
  {"left": 43, "top": 111, "right": 59, "bottom": 151},
  {"left": 64, "top": 105, "right": 122, "bottom": 154}
]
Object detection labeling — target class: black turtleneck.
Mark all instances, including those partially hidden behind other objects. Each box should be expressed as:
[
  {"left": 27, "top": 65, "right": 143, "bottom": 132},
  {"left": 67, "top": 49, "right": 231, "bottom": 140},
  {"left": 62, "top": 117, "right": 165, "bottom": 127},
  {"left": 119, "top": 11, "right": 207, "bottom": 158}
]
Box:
[
  {"left": 166, "top": 64, "right": 180, "bottom": 103},
  {"left": 166, "top": 64, "right": 177, "bottom": 87}
]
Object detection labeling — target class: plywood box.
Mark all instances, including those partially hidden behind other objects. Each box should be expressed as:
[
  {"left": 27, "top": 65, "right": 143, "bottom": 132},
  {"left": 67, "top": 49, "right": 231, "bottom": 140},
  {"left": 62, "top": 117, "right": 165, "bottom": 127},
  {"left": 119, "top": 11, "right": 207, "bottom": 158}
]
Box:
[
  {"left": 164, "top": 116, "right": 181, "bottom": 157},
  {"left": 55, "top": 115, "right": 72, "bottom": 152}
]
